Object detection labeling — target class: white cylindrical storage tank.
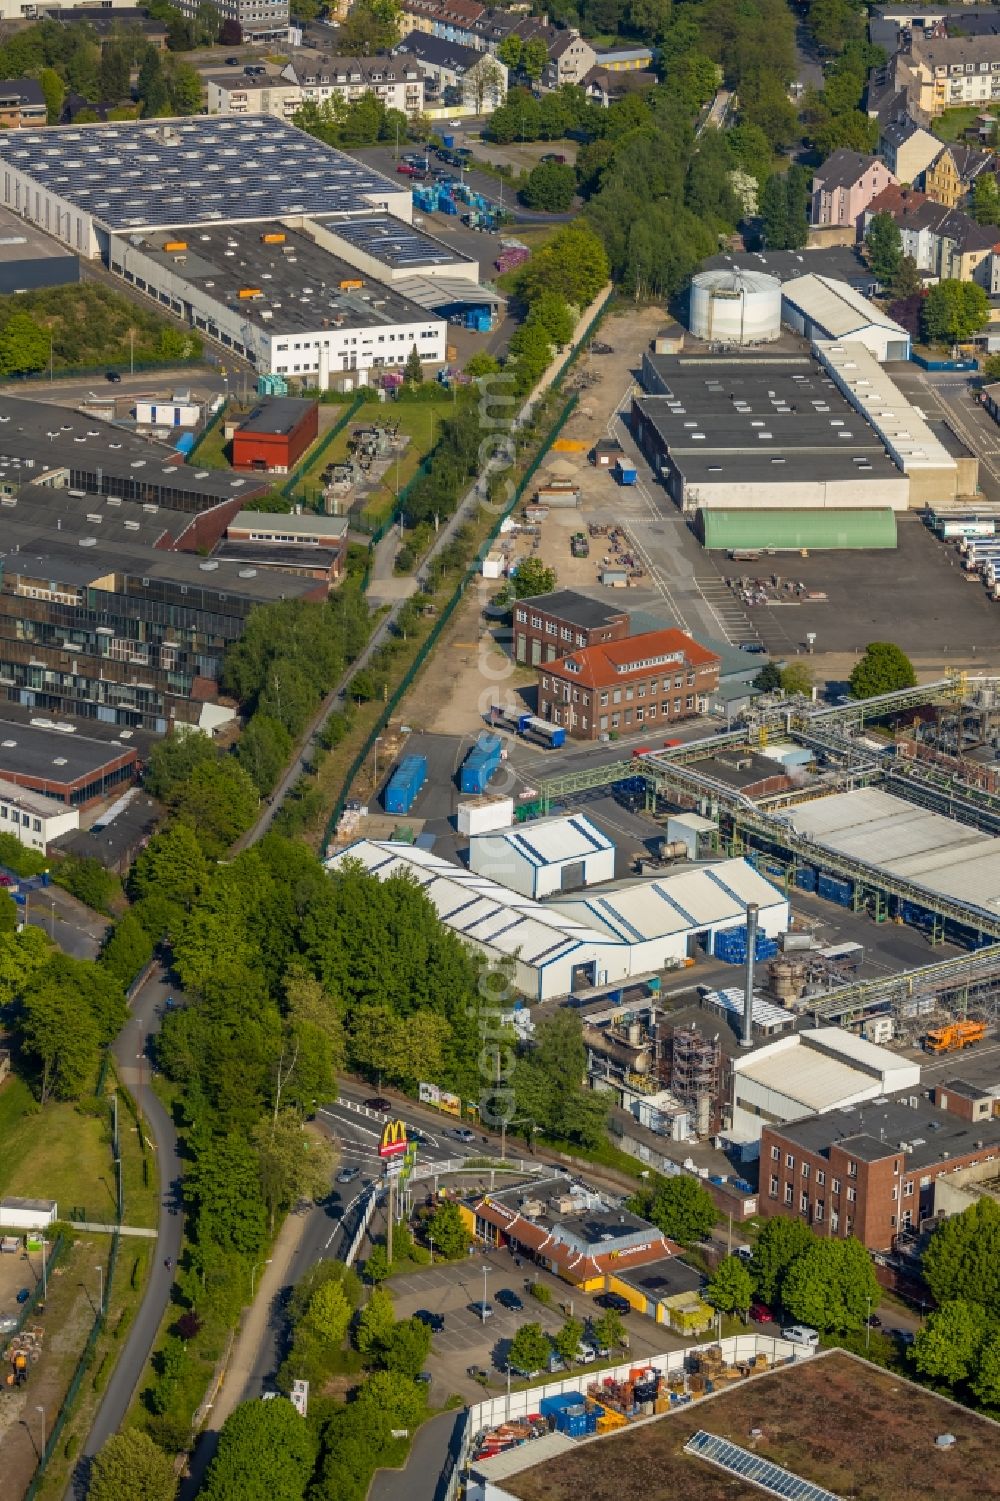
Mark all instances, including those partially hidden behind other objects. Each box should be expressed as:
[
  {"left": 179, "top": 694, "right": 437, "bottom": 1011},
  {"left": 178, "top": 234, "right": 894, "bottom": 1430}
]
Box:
[{"left": 688, "top": 269, "right": 782, "bottom": 345}]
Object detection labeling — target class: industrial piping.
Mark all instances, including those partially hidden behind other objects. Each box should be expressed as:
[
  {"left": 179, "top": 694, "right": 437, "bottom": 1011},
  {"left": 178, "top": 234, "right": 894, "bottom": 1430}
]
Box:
[{"left": 741, "top": 903, "right": 758, "bottom": 1048}]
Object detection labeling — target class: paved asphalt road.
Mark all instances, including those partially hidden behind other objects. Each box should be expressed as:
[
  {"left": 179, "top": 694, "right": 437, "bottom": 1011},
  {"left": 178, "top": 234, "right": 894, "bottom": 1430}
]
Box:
[{"left": 68, "top": 963, "right": 184, "bottom": 1498}]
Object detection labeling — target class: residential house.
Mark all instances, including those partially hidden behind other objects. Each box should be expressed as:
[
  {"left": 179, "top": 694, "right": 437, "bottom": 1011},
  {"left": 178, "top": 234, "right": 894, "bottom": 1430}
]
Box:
[
  {"left": 536, "top": 628, "right": 720, "bottom": 741},
  {"left": 864, "top": 184, "right": 1000, "bottom": 282},
  {"left": 544, "top": 29, "right": 597, "bottom": 88},
  {"left": 923, "top": 143, "right": 994, "bottom": 207},
  {"left": 866, "top": 52, "right": 927, "bottom": 128},
  {"left": 207, "top": 71, "right": 302, "bottom": 120},
  {"left": 396, "top": 31, "right": 505, "bottom": 111},
  {"left": 878, "top": 117, "right": 942, "bottom": 183},
  {"left": 906, "top": 33, "right": 1000, "bottom": 116},
  {"left": 582, "top": 64, "right": 657, "bottom": 107},
  {"left": 0, "top": 79, "right": 46, "bottom": 128},
  {"left": 811, "top": 149, "right": 898, "bottom": 234},
  {"left": 280, "top": 53, "right": 425, "bottom": 114}
]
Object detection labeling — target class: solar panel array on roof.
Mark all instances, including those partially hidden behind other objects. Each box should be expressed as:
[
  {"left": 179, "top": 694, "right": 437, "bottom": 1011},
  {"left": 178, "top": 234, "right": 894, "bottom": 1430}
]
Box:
[
  {"left": 328, "top": 215, "right": 462, "bottom": 270},
  {"left": 0, "top": 116, "right": 403, "bottom": 231},
  {"left": 684, "top": 1431, "right": 842, "bottom": 1501}
]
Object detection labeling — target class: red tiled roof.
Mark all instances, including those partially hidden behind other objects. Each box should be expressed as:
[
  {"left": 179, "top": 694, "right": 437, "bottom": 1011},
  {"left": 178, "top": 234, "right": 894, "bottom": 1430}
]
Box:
[
  {"left": 475, "top": 1199, "right": 680, "bottom": 1280},
  {"left": 545, "top": 628, "right": 720, "bottom": 690}
]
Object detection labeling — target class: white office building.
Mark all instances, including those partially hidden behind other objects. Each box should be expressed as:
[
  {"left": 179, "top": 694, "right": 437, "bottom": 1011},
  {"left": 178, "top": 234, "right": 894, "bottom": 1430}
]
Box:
[
  {"left": 0, "top": 778, "right": 78, "bottom": 853},
  {"left": 468, "top": 813, "right": 615, "bottom": 899}
]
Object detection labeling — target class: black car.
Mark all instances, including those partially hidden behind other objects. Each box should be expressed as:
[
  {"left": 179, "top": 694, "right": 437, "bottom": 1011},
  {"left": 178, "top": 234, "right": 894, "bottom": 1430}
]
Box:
[
  {"left": 495, "top": 1288, "right": 523, "bottom": 1311},
  {"left": 363, "top": 1096, "right": 392, "bottom": 1111},
  {"left": 596, "top": 1292, "right": 630, "bottom": 1314},
  {"left": 105, "top": 371, "right": 122, "bottom": 383},
  {"left": 225, "top": 55, "right": 240, "bottom": 64},
  {"left": 738, "top": 642, "right": 766, "bottom": 654},
  {"left": 414, "top": 1308, "right": 444, "bottom": 1331}
]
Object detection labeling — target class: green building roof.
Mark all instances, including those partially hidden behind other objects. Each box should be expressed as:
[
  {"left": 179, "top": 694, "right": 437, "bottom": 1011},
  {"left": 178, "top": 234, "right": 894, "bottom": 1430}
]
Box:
[{"left": 699, "top": 508, "right": 898, "bottom": 552}]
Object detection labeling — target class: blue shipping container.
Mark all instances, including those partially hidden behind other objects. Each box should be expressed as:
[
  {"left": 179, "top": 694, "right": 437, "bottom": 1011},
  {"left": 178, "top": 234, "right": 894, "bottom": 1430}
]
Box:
[
  {"left": 615, "top": 459, "right": 637, "bottom": 485},
  {"left": 459, "top": 733, "right": 502, "bottom": 794},
  {"left": 794, "top": 867, "right": 816, "bottom": 892},
  {"left": 384, "top": 754, "right": 428, "bottom": 815}
]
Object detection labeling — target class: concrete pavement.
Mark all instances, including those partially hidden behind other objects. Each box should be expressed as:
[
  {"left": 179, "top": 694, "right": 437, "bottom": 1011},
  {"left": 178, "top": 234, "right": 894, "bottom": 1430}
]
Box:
[
  {"left": 370, "top": 1410, "right": 466, "bottom": 1501},
  {"left": 68, "top": 963, "right": 184, "bottom": 1498}
]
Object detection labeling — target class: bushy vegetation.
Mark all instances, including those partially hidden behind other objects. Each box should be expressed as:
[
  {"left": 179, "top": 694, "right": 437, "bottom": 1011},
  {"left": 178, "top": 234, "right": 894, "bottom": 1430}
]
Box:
[{"left": 0, "top": 285, "right": 201, "bottom": 379}]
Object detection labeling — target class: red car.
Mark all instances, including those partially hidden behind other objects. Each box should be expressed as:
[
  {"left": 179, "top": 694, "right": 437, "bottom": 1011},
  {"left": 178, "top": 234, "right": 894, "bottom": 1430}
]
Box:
[
  {"left": 750, "top": 1301, "right": 774, "bottom": 1323},
  {"left": 397, "top": 162, "right": 421, "bottom": 176}
]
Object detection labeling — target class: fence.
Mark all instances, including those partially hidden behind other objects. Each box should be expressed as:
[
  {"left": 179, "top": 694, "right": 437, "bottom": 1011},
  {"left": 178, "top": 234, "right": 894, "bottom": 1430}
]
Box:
[
  {"left": 1, "top": 1232, "right": 65, "bottom": 1358},
  {"left": 320, "top": 388, "right": 580, "bottom": 849},
  {"left": 279, "top": 393, "right": 366, "bottom": 502},
  {"left": 1, "top": 355, "right": 203, "bottom": 386},
  {"left": 186, "top": 397, "right": 227, "bottom": 462}
]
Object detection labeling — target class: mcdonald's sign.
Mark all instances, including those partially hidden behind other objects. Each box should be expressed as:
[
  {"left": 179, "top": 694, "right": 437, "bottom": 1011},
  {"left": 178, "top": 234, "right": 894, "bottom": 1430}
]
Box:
[{"left": 379, "top": 1119, "right": 409, "bottom": 1160}]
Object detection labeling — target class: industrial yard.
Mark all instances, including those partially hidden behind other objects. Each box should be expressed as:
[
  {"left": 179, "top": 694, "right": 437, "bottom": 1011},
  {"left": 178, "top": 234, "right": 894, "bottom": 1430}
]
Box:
[{"left": 502, "top": 1352, "right": 1000, "bottom": 1501}]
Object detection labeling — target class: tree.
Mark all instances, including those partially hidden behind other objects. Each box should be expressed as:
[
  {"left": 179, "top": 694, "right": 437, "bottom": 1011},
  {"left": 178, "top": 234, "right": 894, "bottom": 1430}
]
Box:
[
  {"left": 521, "top": 36, "right": 549, "bottom": 82},
  {"left": 922, "top": 279, "right": 989, "bottom": 346},
  {"left": 88, "top": 1430, "right": 177, "bottom": 1501},
  {"left": 185, "top": 1132, "right": 268, "bottom": 1257},
  {"left": 99, "top": 909, "right": 154, "bottom": 988},
  {"left": 519, "top": 161, "right": 575, "bottom": 213},
  {"left": 355, "top": 1286, "right": 396, "bottom": 1357},
  {"left": 707, "top": 1255, "right": 753, "bottom": 1317},
  {"left": 922, "top": 1198, "right": 1000, "bottom": 1316},
  {"left": 303, "top": 1277, "right": 352, "bottom": 1348},
  {"left": 236, "top": 713, "right": 292, "bottom": 795},
  {"left": 0, "top": 310, "right": 50, "bottom": 377},
  {"left": 464, "top": 54, "right": 505, "bottom": 114},
  {"left": 864, "top": 211, "right": 903, "bottom": 286},
  {"left": 201, "top": 1396, "right": 315, "bottom": 1501},
  {"left": 972, "top": 1331, "right": 1000, "bottom": 1408},
  {"left": 18, "top": 978, "right": 99, "bottom": 1103},
  {"left": 849, "top": 641, "right": 917, "bottom": 699},
  {"left": 170, "top": 757, "right": 259, "bottom": 856},
  {"left": 913, "top": 1299, "right": 984, "bottom": 1385},
  {"left": 511, "top": 556, "right": 557, "bottom": 599},
  {"left": 781, "top": 1238, "right": 879, "bottom": 1333},
  {"left": 507, "top": 318, "right": 552, "bottom": 387},
  {"left": 553, "top": 1315, "right": 584, "bottom": 1363},
  {"left": 780, "top": 662, "right": 813, "bottom": 698},
  {"left": 747, "top": 1217, "right": 815, "bottom": 1306},
  {"left": 0, "top": 926, "right": 52, "bottom": 1007},
  {"left": 426, "top": 1199, "right": 471, "bottom": 1260},
  {"left": 753, "top": 661, "right": 782, "bottom": 692},
  {"left": 521, "top": 223, "right": 609, "bottom": 307},
  {"left": 632, "top": 1173, "right": 716, "bottom": 1247},
  {"left": 0, "top": 889, "right": 16, "bottom": 934},
  {"left": 355, "top": 1369, "right": 427, "bottom": 1432},
  {"left": 403, "top": 344, "right": 423, "bottom": 386},
  {"left": 252, "top": 1111, "right": 336, "bottom": 1230},
  {"left": 509, "top": 1321, "right": 552, "bottom": 1373},
  {"left": 381, "top": 1315, "right": 433, "bottom": 1376},
  {"left": 497, "top": 34, "right": 523, "bottom": 71},
  {"left": 591, "top": 1308, "right": 626, "bottom": 1351},
  {"left": 974, "top": 172, "right": 1000, "bottom": 227},
  {"left": 364, "top": 1243, "right": 390, "bottom": 1283},
  {"left": 39, "top": 67, "right": 65, "bottom": 125}
]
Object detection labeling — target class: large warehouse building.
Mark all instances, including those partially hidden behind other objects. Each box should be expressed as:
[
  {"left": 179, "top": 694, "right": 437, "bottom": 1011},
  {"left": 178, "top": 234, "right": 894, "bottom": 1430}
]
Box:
[
  {"left": 326, "top": 840, "right": 788, "bottom": 1000},
  {"left": 0, "top": 115, "right": 478, "bottom": 382},
  {"left": 633, "top": 348, "right": 909, "bottom": 526}
]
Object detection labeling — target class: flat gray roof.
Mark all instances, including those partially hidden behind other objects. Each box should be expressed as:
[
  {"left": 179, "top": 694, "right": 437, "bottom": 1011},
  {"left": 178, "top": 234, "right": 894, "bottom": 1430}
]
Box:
[
  {"left": 0, "top": 115, "right": 404, "bottom": 232},
  {"left": 231, "top": 509, "right": 349, "bottom": 538},
  {"left": 776, "top": 1092, "right": 1000, "bottom": 1172},
  {"left": 126, "top": 220, "right": 440, "bottom": 337},
  {"left": 238, "top": 397, "right": 316, "bottom": 435},
  {"left": 327, "top": 213, "right": 470, "bottom": 272},
  {"left": 0, "top": 202, "right": 76, "bottom": 263}
]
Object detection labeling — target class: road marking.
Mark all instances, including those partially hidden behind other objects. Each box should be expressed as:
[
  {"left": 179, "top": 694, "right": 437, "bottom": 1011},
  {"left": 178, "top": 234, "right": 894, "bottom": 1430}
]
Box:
[
  {"left": 325, "top": 1187, "right": 368, "bottom": 1250},
  {"left": 319, "top": 1107, "right": 381, "bottom": 1141}
]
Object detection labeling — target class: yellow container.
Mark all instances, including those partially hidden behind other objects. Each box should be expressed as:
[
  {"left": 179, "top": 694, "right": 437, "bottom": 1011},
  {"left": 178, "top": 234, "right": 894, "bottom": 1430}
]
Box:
[
  {"left": 261, "top": 232, "right": 286, "bottom": 244},
  {"left": 238, "top": 288, "right": 262, "bottom": 299},
  {"left": 164, "top": 240, "right": 187, "bottom": 252}
]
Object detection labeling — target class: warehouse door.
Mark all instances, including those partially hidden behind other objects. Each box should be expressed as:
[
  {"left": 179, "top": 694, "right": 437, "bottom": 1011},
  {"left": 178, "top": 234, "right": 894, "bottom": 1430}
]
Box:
[{"left": 561, "top": 861, "right": 585, "bottom": 891}]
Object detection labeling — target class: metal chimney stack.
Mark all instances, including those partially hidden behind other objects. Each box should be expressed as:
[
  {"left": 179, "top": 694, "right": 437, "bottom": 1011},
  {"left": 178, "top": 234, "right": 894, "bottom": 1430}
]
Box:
[{"left": 741, "top": 903, "right": 759, "bottom": 1048}]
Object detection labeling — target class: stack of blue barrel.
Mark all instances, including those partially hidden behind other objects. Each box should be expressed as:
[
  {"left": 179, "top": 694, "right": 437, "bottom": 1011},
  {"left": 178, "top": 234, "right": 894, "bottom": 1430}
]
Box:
[{"left": 714, "top": 925, "right": 780, "bottom": 965}]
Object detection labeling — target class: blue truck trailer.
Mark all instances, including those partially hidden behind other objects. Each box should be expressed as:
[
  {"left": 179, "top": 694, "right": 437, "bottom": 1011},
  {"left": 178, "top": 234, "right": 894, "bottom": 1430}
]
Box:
[{"left": 384, "top": 754, "right": 428, "bottom": 815}]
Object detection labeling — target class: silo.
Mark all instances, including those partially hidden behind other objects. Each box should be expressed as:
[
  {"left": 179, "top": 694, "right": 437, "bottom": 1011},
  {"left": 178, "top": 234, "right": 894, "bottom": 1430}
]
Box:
[{"left": 688, "top": 268, "right": 782, "bottom": 345}]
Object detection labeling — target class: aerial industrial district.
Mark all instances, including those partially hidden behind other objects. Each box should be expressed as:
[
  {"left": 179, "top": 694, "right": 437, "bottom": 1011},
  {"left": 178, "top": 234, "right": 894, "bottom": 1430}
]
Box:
[{"left": 5, "top": 24, "right": 1000, "bottom": 1501}]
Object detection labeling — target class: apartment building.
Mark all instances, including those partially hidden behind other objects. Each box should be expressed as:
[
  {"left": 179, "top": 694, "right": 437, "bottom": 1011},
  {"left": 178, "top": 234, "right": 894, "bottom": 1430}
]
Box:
[
  {"left": 907, "top": 33, "right": 1000, "bottom": 115},
  {"left": 878, "top": 117, "right": 941, "bottom": 183},
  {"left": 760, "top": 1094, "right": 1000, "bottom": 1250},
  {"left": 923, "top": 142, "right": 993, "bottom": 207},
  {"left": 513, "top": 589, "right": 630, "bottom": 667},
  {"left": 176, "top": 0, "right": 288, "bottom": 43},
  {"left": 536, "top": 628, "right": 720, "bottom": 741},
  {"left": 397, "top": 32, "right": 506, "bottom": 110},
  {"left": 281, "top": 52, "right": 425, "bottom": 113},
  {"left": 0, "top": 78, "right": 46, "bottom": 127},
  {"left": 810, "top": 149, "right": 898, "bottom": 233},
  {"left": 864, "top": 185, "right": 1000, "bottom": 281}
]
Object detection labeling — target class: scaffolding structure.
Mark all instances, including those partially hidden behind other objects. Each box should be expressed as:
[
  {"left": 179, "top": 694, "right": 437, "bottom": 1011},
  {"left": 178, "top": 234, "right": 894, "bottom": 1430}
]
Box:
[{"left": 670, "top": 1026, "right": 722, "bottom": 1135}]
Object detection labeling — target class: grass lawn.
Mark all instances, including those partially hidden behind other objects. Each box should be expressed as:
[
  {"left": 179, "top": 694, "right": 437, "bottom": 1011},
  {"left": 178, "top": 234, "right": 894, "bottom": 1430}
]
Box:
[
  {"left": 287, "top": 397, "right": 453, "bottom": 526},
  {"left": 189, "top": 419, "right": 232, "bottom": 470},
  {"left": 932, "top": 104, "right": 994, "bottom": 141},
  {"left": 0, "top": 1076, "right": 118, "bottom": 1224}
]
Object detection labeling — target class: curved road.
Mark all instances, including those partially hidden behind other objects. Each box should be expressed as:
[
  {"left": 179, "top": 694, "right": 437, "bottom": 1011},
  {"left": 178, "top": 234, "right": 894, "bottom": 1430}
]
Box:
[{"left": 68, "top": 963, "right": 183, "bottom": 1498}]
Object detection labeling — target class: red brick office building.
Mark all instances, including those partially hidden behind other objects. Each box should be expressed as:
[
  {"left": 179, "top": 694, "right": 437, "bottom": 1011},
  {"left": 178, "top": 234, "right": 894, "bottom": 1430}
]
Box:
[
  {"left": 760, "top": 1094, "right": 1000, "bottom": 1251},
  {"left": 513, "top": 589, "right": 630, "bottom": 667},
  {"left": 536, "top": 627, "right": 720, "bottom": 741},
  {"left": 231, "top": 396, "right": 318, "bottom": 474}
]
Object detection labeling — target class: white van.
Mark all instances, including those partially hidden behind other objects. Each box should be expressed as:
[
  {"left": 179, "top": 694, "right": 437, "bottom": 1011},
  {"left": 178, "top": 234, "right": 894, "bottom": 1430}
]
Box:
[{"left": 781, "top": 1324, "right": 819, "bottom": 1349}]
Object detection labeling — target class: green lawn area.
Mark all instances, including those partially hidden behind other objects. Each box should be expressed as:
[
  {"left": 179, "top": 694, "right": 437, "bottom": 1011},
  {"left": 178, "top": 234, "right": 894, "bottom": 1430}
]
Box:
[
  {"left": 0, "top": 1075, "right": 119, "bottom": 1224},
  {"left": 288, "top": 397, "right": 453, "bottom": 527},
  {"left": 189, "top": 418, "right": 232, "bottom": 470},
  {"left": 932, "top": 104, "right": 995, "bottom": 141}
]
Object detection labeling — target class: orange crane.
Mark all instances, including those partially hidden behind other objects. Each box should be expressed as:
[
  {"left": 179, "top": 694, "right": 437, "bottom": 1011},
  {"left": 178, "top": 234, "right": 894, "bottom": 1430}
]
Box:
[{"left": 924, "top": 1020, "right": 988, "bottom": 1054}]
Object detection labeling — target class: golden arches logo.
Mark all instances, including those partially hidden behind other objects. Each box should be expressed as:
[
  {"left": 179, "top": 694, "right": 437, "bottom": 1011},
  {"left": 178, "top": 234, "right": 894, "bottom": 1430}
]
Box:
[{"left": 379, "top": 1119, "right": 409, "bottom": 1159}]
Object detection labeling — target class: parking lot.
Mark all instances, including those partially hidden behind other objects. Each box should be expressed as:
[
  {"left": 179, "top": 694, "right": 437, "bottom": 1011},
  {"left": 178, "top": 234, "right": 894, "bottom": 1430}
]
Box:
[{"left": 387, "top": 1245, "right": 685, "bottom": 1403}]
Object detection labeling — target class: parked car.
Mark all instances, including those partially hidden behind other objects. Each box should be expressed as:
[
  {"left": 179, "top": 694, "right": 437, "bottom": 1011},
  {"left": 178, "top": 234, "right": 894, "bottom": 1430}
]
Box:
[
  {"left": 739, "top": 642, "right": 766, "bottom": 654},
  {"left": 467, "top": 1365, "right": 491, "bottom": 1380},
  {"left": 105, "top": 371, "right": 122, "bottom": 383},
  {"left": 363, "top": 1096, "right": 392, "bottom": 1111},
  {"left": 540, "top": 152, "right": 566, "bottom": 164},
  {"left": 781, "top": 1324, "right": 819, "bottom": 1349},
  {"left": 225, "top": 55, "right": 240, "bottom": 64},
  {"left": 750, "top": 1301, "right": 774, "bottom": 1323},
  {"left": 397, "top": 162, "right": 422, "bottom": 176},
  {"left": 416, "top": 1371, "right": 432, "bottom": 1384},
  {"left": 414, "top": 1309, "right": 444, "bottom": 1331},
  {"left": 546, "top": 1352, "right": 566, "bottom": 1374},
  {"left": 596, "top": 1292, "right": 630, "bottom": 1314},
  {"left": 867, "top": 1313, "right": 882, "bottom": 1329},
  {"left": 469, "top": 1300, "right": 494, "bottom": 1320},
  {"left": 0, "top": 1315, "right": 18, "bottom": 1334},
  {"left": 495, "top": 1288, "right": 523, "bottom": 1311},
  {"left": 574, "top": 1343, "right": 597, "bottom": 1364},
  {"left": 15, "top": 1288, "right": 29, "bottom": 1305},
  {"left": 336, "top": 1166, "right": 360, "bottom": 1184}
]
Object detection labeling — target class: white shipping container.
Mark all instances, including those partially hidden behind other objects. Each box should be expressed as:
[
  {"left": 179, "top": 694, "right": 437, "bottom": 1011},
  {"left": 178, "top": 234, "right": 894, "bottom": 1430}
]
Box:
[{"left": 457, "top": 796, "right": 515, "bottom": 836}]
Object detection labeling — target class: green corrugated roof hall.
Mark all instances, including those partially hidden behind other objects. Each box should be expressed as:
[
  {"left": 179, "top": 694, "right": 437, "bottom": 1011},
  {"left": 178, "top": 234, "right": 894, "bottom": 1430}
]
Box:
[{"left": 699, "top": 508, "right": 898, "bottom": 552}]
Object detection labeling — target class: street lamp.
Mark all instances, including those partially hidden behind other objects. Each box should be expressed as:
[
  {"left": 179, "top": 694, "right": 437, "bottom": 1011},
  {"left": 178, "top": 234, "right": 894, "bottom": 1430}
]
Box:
[
  {"left": 428, "top": 1235, "right": 435, "bottom": 1264},
  {"left": 95, "top": 1264, "right": 104, "bottom": 1313},
  {"left": 251, "top": 1259, "right": 272, "bottom": 1298},
  {"left": 481, "top": 1263, "right": 489, "bottom": 1323},
  {"left": 35, "top": 1405, "right": 45, "bottom": 1458},
  {"left": 865, "top": 1294, "right": 872, "bottom": 1351}
]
